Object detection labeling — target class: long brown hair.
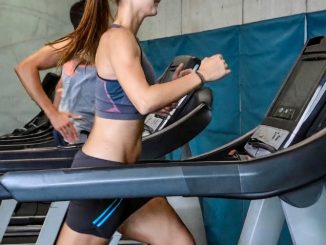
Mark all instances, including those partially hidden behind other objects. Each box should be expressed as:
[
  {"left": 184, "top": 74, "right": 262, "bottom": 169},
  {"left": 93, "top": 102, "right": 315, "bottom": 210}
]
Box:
[{"left": 49, "top": 0, "right": 115, "bottom": 66}]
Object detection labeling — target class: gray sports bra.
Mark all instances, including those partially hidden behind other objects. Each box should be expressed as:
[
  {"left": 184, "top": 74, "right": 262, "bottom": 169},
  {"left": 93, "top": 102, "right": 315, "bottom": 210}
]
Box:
[{"left": 95, "top": 24, "right": 156, "bottom": 120}]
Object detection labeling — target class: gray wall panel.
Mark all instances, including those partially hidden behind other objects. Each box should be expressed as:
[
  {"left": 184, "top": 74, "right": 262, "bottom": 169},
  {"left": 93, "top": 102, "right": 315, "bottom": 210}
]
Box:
[
  {"left": 139, "top": 0, "right": 182, "bottom": 40},
  {"left": 243, "top": 0, "right": 306, "bottom": 24},
  {"left": 181, "top": 0, "right": 242, "bottom": 34},
  {"left": 0, "top": 0, "right": 75, "bottom": 134},
  {"left": 307, "top": 0, "right": 326, "bottom": 12}
]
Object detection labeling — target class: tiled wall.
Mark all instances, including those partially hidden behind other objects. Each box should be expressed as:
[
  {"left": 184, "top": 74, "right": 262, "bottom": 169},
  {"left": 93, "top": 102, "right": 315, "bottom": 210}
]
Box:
[{"left": 138, "top": 0, "right": 326, "bottom": 39}]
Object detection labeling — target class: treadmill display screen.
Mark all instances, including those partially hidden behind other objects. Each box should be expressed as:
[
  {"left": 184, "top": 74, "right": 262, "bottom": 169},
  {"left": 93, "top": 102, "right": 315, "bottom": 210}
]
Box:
[{"left": 270, "top": 59, "right": 326, "bottom": 121}]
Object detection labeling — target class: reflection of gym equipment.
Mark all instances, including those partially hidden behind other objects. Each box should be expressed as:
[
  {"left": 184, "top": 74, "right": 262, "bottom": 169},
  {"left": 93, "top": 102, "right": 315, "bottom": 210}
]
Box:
[
  {"left": 0, "top": 73, "right": 60, "bottom": 150},
  {"left": 3, "top": 36, "right": 326, "bottom": 244},
  {"left": 0, "top": 55, "right": 210, "bottom": 163},
  {"left": 0, "top": 56, "right": 211, "bottom": 244}
]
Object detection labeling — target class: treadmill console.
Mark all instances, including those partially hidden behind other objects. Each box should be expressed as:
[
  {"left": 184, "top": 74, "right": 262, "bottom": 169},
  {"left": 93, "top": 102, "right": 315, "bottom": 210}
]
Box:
[
  {"left": 245, "top": 36, "right": 326, "bottom": 157},
  {"left": 143, "top": 56, "right": 201, "bottom": 137}
]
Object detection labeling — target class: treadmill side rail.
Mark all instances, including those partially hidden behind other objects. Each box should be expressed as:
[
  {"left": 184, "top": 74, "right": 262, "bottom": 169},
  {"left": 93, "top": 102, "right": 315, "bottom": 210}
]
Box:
[{"left": 1, "top": 129, "right": 325, "bottom": 202}]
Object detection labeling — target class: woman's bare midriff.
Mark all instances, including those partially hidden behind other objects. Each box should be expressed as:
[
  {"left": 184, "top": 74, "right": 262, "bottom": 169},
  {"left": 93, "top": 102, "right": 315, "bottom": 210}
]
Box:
[{"left": 82, "top": 116, "right": 144, "bottom": 164}]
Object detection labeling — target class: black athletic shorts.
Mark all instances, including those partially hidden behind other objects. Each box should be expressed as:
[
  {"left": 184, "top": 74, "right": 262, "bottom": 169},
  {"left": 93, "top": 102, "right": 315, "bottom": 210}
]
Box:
[{"left": 65, "top": 150, "right": 151, "bottom": 239}]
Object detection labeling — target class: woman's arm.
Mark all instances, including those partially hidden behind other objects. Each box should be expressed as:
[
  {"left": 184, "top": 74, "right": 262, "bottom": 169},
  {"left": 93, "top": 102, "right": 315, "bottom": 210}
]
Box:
[
  {"left": 97, "top": 28, "right": 230, "bottom": 115},
  {"left": 15, "top": 40, "right": 79, "bottom": 143}
]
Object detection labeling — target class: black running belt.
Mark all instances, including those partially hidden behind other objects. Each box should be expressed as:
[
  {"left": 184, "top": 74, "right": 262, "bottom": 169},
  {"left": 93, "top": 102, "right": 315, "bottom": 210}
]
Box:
[
  {"left": 1, "top": 128, "right": 325, "bottom": 202},
  {"left": 0, "top": 158, "right": 73, "bottom": 175},
  {"left": 0, "top": 139, "right": 57, "bottom": 151},
  {"left": 0, "top": 146, "right": 79, "bottom": 161},
  {"left": 0, "top": 130, "right": 53, "bottom": 144}
]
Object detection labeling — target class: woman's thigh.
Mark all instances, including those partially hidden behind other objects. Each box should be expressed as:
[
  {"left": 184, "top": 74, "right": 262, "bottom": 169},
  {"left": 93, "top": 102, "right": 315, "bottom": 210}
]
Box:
[{"left": 119, "top": 197, "right": 195, "bottom": 245}]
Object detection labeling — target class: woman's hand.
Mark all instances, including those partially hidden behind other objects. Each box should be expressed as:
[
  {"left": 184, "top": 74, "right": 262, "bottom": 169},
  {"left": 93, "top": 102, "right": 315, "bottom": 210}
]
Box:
[
  {"left": 48, "top": 111, "right": 81, "bottom": 144},
  {"left": 172, "top": 63, "right": 194, "bottom": 80},
  {"left": 172, "top": 63, "right": 185, "bottom": 80},
  {"left": 197, "top": 54, "right": 231, "bottom": 82},
  {"left": 154, "top": 63, "right": 192, "bottom": 117}
]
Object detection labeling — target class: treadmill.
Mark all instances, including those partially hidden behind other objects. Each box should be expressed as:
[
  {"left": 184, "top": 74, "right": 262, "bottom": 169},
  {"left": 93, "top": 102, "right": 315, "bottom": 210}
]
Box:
[
  {"left": 0, "top": 55, "right": 212, "bottom": 245},
  {"left": 2, "top": 36, "right": 326, "bottom": 245}
]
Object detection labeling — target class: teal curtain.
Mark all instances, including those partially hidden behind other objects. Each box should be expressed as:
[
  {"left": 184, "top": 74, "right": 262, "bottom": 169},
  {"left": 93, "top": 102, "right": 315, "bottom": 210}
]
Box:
[
  {"left": 307, "top": 10, "right": 326, "bottom": 39},
  {"left": 139, "top": 12, "right": 322, "bottom": 245},
  {"left": 239, "top": 14, "right": 305, "bottom": 133}
]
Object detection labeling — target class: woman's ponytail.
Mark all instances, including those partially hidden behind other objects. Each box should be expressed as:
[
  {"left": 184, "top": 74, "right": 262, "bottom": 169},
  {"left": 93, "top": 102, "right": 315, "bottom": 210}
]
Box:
[{"left": 49, "top": 0, "right": 113, "bottom": 65}]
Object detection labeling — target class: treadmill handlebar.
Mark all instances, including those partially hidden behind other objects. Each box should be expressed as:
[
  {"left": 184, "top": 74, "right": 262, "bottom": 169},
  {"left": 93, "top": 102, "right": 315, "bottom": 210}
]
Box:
[{"left": 1, "top": 128, "right": 325, "bottom": 202}]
